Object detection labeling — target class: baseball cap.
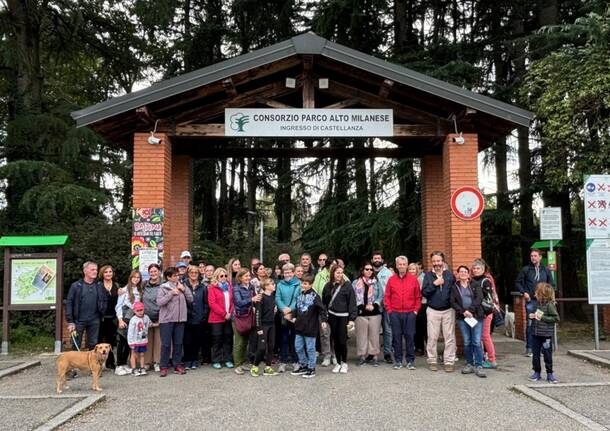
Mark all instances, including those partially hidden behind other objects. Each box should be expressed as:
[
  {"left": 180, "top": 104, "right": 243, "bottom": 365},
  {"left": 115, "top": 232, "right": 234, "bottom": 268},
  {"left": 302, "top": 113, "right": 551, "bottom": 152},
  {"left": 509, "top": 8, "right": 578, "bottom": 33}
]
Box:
[
  {"left": 176, "top": 262, "right": 188, "bottom": 268},
  {"left": 133, "top": 301, "right": 144, "bottom": 311},
  {"left": 180, "top": 250, "right": 192, "bottom": 258}
]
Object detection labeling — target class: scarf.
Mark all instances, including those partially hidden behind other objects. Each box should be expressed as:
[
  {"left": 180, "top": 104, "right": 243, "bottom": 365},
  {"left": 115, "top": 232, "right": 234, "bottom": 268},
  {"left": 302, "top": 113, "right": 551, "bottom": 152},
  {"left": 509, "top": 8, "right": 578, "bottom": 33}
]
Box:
[
  {"left": 218, "top": 281, "right": 229, "bottom": 292},
  {"left": 354, "top": 277, "right": 376, "bottom": 306}
]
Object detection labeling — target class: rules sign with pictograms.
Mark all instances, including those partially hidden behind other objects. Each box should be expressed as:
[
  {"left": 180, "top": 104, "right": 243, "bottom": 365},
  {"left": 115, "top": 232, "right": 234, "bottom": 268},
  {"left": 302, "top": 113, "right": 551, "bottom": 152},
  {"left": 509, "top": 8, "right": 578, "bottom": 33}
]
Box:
[{"left": 584, "top": 174, "right": 610, "bottom": 239}]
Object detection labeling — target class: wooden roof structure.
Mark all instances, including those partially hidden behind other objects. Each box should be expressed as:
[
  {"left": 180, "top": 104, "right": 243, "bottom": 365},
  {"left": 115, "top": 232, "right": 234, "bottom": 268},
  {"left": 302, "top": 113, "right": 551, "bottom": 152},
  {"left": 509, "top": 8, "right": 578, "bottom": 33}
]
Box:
[{"left": 71, "top": 32, "right": 533, "bottom": 158}]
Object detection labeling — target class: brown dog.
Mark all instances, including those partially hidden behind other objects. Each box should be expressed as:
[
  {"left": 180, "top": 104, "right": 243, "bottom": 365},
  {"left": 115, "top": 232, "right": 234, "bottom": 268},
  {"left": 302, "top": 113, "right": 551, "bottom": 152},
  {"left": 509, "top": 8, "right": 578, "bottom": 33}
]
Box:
[{"left": 56, "top": 343, "right": 111, "bottom": 394}]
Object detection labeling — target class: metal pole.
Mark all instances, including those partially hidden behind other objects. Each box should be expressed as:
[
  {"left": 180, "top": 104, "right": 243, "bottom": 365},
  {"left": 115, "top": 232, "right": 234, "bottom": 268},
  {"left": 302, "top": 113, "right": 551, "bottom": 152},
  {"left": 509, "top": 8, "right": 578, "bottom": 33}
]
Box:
[
  {"left": 259, "top": 217, "right": 264, "bottom": 263},
  {"left": 550, "top": 240, "right": 558, "bottom": 350},
  {"left": 593, "top": 304, "right": 600, "bottom": 350}
]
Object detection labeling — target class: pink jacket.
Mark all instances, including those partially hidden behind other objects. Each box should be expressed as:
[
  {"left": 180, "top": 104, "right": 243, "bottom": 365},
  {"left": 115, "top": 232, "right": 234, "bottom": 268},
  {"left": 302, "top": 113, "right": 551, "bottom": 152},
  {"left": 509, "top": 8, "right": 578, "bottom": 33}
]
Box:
[{"left": 208, "top": 283, "right": 234, "bottom": 324}]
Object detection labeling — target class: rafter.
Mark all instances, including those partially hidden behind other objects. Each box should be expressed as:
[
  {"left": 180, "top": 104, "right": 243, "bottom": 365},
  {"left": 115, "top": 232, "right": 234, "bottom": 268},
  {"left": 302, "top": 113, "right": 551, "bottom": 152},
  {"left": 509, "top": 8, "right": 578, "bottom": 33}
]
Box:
[
  {"left": 323, "top": 98, "right": 360, "bottom": 109},
  {"left": 256, "top": 97, "right": 294, "bottom": 109},
  {"left": 379, "top": 79, "right": 394, "bottom": 98}
]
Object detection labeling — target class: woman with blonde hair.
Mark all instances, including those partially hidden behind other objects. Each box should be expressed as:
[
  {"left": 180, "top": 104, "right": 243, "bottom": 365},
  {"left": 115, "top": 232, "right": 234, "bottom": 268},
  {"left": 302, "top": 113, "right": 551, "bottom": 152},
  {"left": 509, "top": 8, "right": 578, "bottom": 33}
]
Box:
[
  {"left": 227, "top": 258, "right": 241, "bottom": 286},
  {"left": 208, "top": 267, "right": 235, "bottom": 369}
]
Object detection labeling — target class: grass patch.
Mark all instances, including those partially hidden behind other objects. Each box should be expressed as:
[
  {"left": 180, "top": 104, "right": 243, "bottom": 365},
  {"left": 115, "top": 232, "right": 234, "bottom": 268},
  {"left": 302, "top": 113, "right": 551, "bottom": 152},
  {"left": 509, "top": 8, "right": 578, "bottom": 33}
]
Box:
[{"left": 0, "top": 323, "right": 55, "bottom": 355}]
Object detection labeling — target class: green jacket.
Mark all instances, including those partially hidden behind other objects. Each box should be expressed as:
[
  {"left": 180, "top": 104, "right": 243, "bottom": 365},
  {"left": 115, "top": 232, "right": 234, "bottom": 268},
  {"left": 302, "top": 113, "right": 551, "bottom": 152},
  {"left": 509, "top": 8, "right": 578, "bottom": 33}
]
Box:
[{"left": 313, "top": 268, "right": 349, "bottom": 296}]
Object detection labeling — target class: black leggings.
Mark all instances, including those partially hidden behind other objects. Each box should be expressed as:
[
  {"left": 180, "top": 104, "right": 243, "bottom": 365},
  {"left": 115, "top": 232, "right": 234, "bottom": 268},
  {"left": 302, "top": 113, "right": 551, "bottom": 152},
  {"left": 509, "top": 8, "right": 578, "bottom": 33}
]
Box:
[
  {"left": 99, "top": 317, "right": 117, "bottom": 368},
  {"left": 211, "top": 321, "right": 233, "bottom": 363},
  {"left": 329, "top": 315, "right": 349, "bottom": 364}
]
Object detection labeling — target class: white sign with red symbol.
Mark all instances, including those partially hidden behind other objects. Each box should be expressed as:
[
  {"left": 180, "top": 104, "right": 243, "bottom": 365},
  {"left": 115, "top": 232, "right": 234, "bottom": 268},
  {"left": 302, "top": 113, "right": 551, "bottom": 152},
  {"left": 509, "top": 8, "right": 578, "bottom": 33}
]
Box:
[
  {"left": 584, "top": 174, "right": 610, "bottom": 239},
  {"left": 451, "top": 186, "right": 484, "bottom": 220}
]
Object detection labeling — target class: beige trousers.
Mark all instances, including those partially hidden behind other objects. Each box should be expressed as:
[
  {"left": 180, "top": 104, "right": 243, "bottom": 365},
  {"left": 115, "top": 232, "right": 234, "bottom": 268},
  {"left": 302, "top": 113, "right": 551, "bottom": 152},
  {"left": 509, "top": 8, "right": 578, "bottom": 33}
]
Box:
[
  {"left": 144, "top": 325, "right": 161, "bottom": 365},
  {"left": 426, "top": 308, "right": 456, "bottom": 365},
  {"left": 355, "top": 315, "right": 382, "bottom": 357}
]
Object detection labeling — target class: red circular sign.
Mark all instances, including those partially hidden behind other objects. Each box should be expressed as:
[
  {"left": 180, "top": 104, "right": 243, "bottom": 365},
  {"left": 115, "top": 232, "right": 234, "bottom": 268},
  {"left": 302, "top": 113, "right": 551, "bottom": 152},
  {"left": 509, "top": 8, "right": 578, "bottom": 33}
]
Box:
[{"left": 451, "top": 186, "right": 484, "bottom": 220}]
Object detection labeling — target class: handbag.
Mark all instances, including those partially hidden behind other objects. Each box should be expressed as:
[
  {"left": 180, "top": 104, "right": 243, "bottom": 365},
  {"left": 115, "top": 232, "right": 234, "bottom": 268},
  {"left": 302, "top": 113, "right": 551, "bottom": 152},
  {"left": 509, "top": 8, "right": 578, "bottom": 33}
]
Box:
[
  {"left": 234, "top": 307, "right": 254, "bottom": 335},
  {"left": 492, "top": 308, "right": 505, "bottom": 328}
]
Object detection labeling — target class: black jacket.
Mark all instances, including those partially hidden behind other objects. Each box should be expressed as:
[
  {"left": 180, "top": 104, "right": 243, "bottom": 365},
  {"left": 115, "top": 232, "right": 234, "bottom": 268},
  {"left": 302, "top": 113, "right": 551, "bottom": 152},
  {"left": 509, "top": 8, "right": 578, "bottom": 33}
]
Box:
[
  {"left": 65, "top": 279, "right": 108, "bottom": 324},
  {"left": 294, "top": 289, "right": 327, "bottom": 337},
  {"left": 322, "top": 281, "right": 357, "bottom": 321},
  {"left": 450, "top": 279, "right": 485, "bottom": 320},
  {"left": 185, "top": 279, "right": 209, "bottom": 325},
  {"left": 515, "top": 264, "right": 553, "bottom": 297},
  {"left": 255, "top": 293, "right": 276, "bottom": 329},
  {"left": 422, "top": 270, "right": 454, "bottom": 310},
  {"left": 532, "top": 302, "right": 560, "bottom": 337}
]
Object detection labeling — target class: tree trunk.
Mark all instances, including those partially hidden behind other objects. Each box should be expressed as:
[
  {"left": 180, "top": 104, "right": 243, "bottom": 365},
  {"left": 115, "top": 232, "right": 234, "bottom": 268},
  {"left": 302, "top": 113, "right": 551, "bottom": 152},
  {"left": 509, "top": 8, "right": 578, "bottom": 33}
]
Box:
[
  {"left": 247, "top": 157, "right": 257, "bottom": 241},
  {"left": 354, "top": 140, "right": 368, "bottom": 209},
  {"left": 199, "top": 159, "right": 218, "bottom": 240},
  {"left": 368, "top": 140, "right": 377, "bottom": 212},
  {"left": 274, "top": 141, "right": 292, "bottom": 243},
  {"left": 218, "top": 159, "right": 228, "bottom": 238}
]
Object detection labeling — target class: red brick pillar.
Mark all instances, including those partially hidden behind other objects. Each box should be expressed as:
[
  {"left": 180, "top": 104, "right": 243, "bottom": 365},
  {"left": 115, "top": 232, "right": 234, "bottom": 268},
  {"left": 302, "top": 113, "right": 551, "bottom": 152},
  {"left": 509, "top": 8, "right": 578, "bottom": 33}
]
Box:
[
  {"left": 133, "top": 133, "right": 173, "bottom": 267},
  {"left": 603, "top": 305, "right": 610, "bottom": 334},
  {"left": 421, "top": 155, "right": 446, "bottom": 264},
  {"left": 168, "top": 155, "right": 193, "bottom": 266},
  {"left": 513, "top": 295, "right": 527, "bottom": 341}
]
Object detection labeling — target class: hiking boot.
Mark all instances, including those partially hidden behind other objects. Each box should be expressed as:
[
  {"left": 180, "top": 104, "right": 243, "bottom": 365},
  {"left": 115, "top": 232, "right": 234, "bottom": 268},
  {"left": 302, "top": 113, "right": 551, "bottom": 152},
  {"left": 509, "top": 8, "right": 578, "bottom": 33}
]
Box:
[
  {"left": 173, "top": 366, "right": 186, "bottom": 375},
  {"left": 263, "top": 366, "right": 277, "bottom": 376},
  {"left": 406, "top": 362, "right": 416, "bottom": 370},
  {"left": 529, "top": 371, "right": 541, "bottom": 382},
  {"left": 159, "top": 368, "right": 168, "bottom": 377},
  {"left": 444, "top": 364, "right": 454, "bottom": 373},
  {"left": 384, "top": 354, "right": 393, "bottom": 364},
  {"left": 250, "top": 366, "right": 260, "bottom": 377},
  {"left": 357, "top": 357, "right": 367, "bottom": 366},
  {"left": 429, "top": 363, "right": 438, "bottom": 372},
  {"left": 234, "top": 366, "right": 245, "bottom": 375},
  {"left": 461, "top": 364, "right": 474, "bottom": 374},
  {"left": 321, "top": 356, "right": 331, "bottom": 367},
  {"left": 547, "top": 373, "right": 559, "bottom": 384},
  {"left": 278, "top": 363, "right": 286, "bottom": 373},
  {"left": 393, "top": 363, "right": 403, "bottom": 370},
  {"left": 475, "top": 366, "right": 487, "bottom": 378},
  {"left": 302, "top": 368, "right": 316, "bottom": 379}
]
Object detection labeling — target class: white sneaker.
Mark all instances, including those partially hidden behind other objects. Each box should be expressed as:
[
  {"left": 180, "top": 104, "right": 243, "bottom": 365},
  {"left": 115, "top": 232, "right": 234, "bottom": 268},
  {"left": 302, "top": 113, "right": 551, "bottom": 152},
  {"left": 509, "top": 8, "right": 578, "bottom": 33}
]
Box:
[
  {"left": 139, "top": 368, "right": 147, "bottom": 376},
  {"left": 332, "top": 364, "right": 341, "bottom": 373},
  {"left": 278, "top": 363, "right": 286, "bottom": 373},
  {"left": 332, "top": 356, "right": 338, "bottom": 365},
  {"left": 114, "top": 365, "right": 125, "bottom": 376},
  {"left": 339, "top": 362, "right": 348, "bottom": 374},
  {"left": 292, "top": 363, "right": 300, "bottom": 372},
  {"left": 321, "top": 357, "right": 331, "bottom": 367},
  {"left": 123, "top": 366, "right": 132, "bottom": 374},
  {"left": 154, "top": 363, "right": 161, "bottom": 372}
]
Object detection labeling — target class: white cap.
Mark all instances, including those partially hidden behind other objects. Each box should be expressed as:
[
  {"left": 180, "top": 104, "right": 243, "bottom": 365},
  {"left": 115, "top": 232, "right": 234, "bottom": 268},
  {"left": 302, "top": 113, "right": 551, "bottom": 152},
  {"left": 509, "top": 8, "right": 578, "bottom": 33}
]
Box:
[{"left": 180, "top": 250, "right": 192, "bottom": 258}]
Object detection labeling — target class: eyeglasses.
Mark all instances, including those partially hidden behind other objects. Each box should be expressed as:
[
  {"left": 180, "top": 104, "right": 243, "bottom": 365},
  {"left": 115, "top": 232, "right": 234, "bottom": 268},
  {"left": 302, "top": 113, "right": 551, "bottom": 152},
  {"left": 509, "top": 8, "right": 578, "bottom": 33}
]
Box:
[
  {"left": 188, "top": 271, "right": 198, "bottom": 274},
  {"left": 364, "top": 268, "right": 373, "bottom": 271},
  {"left": 318, "top": 258, "right": 327, "bottom": 262}
]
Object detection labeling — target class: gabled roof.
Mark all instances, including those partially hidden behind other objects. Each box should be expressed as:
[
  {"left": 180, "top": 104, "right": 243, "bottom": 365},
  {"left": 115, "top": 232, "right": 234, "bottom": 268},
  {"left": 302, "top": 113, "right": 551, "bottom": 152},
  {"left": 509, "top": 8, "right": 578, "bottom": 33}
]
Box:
[{"left": 71, "top": 32, "right": 532, "bottom": 130}]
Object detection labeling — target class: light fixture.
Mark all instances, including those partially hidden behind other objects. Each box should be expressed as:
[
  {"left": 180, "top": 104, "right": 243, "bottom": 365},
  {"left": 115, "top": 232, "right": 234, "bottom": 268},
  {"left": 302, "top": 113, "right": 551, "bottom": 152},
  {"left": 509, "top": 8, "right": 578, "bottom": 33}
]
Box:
[
  {"left": 148, "top": 120, "right": 161, "bottom": 145},
  {"left": 285, "top": 77, "right": 296, "bottom": 88},
  {"left": 319, "top": 78, "right": 329, "bottom": 89},
  {"left": 449, "top": 114, "right": 464, "bottom": 144}
]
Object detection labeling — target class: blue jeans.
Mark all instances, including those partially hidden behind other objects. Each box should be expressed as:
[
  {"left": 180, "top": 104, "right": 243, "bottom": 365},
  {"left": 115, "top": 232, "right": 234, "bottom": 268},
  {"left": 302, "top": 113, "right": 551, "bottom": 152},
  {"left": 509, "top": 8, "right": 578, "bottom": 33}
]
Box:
[
  {"left": 457, "top": 318, "right": 484, "bottom": 367},
  {"left": 525, "top": 298, "right": 538, "bottom": 350},
  {"left": 390, "top": 312, "right": 416, "bottom": 364},
  {"left": 295, "top": 334, "right": 317, "bottom": 369},
  {"left": 160, "top": 322, "right": 185, "bottom": 369},
  {"left": 382, "top": 310, "right": 393, "bottom": 356}
]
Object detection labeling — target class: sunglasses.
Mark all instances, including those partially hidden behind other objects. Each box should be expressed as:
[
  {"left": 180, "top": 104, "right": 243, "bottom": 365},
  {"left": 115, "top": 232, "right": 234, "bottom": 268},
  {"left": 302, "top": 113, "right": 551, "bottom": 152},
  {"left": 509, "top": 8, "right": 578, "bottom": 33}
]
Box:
[
  {"left": 218, "top": 274, "right": 227, "bottom": 278},
  {"left": 364, "top": 268, "right": 373, "bottom": 271}
]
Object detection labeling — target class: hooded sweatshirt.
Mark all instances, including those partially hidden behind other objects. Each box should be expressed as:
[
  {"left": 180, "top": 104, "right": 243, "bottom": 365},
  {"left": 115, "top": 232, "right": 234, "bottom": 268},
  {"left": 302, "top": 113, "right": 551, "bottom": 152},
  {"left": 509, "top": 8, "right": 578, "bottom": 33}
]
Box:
[
  {"left": 294, "top": 289, "right": 328, "bottom": 337},
  {"left": 156, "top": 280, "right": 193, "bottom": 324}
]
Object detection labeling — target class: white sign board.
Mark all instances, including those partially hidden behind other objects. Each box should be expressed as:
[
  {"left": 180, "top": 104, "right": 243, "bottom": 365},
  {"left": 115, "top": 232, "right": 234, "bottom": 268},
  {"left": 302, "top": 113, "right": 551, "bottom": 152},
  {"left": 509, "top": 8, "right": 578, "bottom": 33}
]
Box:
[
  {"left": 540, "top": 207, "right": 563, "bottom": 240},
  {"left": 586, "top": 239, "right": 610, "bottom": 304},
  {"left": 138, "top": 248, "right": 159, "bottom": 280},
  {"left": 584, "top": 174, "right": 610, "bottom": 238},
  {"left": 224, "top": 109, "right": 393, "bottom": 137}
]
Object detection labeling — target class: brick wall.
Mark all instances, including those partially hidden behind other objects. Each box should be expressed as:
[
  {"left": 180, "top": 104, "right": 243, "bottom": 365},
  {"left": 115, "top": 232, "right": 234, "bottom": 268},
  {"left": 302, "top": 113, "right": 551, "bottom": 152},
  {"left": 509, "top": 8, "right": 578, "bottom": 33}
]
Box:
[
  {"left": 421, "top": 155, "right": 446, "bottom": 263},
  {"left": 168, "top": 155, "right": 193, "bottom": 266},
  {"left": 513, "top": 295, "right": 527, "bottom": 341}
]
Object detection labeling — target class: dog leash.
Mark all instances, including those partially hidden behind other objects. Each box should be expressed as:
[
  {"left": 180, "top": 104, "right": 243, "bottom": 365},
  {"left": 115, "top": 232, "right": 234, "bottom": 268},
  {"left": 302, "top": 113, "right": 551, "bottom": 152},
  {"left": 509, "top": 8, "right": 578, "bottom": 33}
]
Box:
[{"left": 70, "top": 330, "right": 80, "bottom": 351}]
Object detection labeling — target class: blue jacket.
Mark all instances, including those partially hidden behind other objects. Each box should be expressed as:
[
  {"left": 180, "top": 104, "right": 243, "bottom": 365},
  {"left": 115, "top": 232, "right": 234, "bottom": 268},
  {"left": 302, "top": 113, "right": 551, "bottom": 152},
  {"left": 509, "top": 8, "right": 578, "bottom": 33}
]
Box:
[
  {"left": 65, "top": 279, "right": 107, "bottom": 324},
  {"left": 233, "top": 283, "right": 254, "bottom": 316},
  {"left": 185, "top": 279, "right": 209, "bottom": 325},
  {"left": 276, "top": 277, "right": 301, "bottom": 313},
  {"left": 422, "top": 270, "right": 454, "bottom": 311},
  {"left": 515, "top": 264, "right": 553, "bottom": 297}
]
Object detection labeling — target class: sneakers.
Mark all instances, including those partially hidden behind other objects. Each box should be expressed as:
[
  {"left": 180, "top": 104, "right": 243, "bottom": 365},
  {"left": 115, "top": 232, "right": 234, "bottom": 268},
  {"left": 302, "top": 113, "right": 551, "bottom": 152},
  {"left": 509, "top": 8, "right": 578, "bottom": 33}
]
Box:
[
  {"left": 371, "top": 359, "right": 380, "bottom": 367},
  {"left": 291, "top": 366, "right": 309, "bottom": 376},
  {"left": 250, "top": 366, "right": 260, "bottom": 377},
  {"left": 154, "top": 363, "right": 161, "bottom": 372},
  {"left": 241, "top": 363, "right": 252, "bottom": 371},
  {"left": 524, "top": 349, "right": 533, "bottom": 357},
  {"left": 339, "top": 362, "right": 348, "bottom": 373},
  {"left": 115, "top": 366, "right": 129, "bottom": 376},
  {"left": 547, "top": 373, "right": 559, "bottom": 383},
  {"left": 475, "top": 366, "right": 487, "bottom": 378},
  {"left": 292, "top": 363, "right": 301, "bottom": 372},
  {"left": 278, "top": 363, "right": 286, "bottom": 373},
  {"left": 332, "top": 364, "right": 341, "bottom": 373},
  {"left": 393, "top": 363, "right": 403, "bottom": 370},
  {"left": 132, "top": 368, "right": 141, "bottom": 376},
  {"left": 302, "top": 368, "right": 316, "bottom": 379},
  {"left": 159, "top": 367, "right": 168, "bottom": 377},
  {"left": 225, "top": 361, "right": 234, "bottom": 369},
  {"left": 234, "top": 366, "right": 245, "bottom": 375},
  {"left": 365, "top": 354, "right": 374, "bottom": 363},
  {"left": 139, "top": 368, "right": 147, "bottom": 376},
  {"left": 482, "top": 361, "right": 497, "bottom": 369},
  {"left": 384, "top": 354, "right": 393, "bottom": 364},
  {"left": 263, "top": 366, "right": 277, "bottom": 376},
  {"left": 444, "top": 364, "right": 454, "bottom": 373},
  {"left": 321, "top": 356, "right": 331, "bottom": 367},
  {"left": 429, "top": 363, "right": 438, "bottom": 372},
  {"left": 212, "top": 362, "right": 222, "bottom": 369},
  {"left": 189, "top": 362, "right": 199, "bottom": 370},
  {"left": 529, "top": 371, "right": 541, "bottom": 382},
  {"left": 461, "top": 364, "right": 474, "bottom": 374},
  {"left": 357, "top": 357, "right": 367, "bottom": 366},
  {"left": 331, "top": 356, "right": 338, "bottom": 365},
  {"left": 173, "top": 366, "right": 186, "bottom": 375},
  {"left": 406, "top": 362, "right": 416, "bottom": 370}
]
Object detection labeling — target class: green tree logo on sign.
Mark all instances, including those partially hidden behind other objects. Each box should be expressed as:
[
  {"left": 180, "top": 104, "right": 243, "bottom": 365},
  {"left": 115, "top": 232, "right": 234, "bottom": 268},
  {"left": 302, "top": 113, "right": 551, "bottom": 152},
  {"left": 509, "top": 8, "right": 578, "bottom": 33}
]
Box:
[{"left": 230, "top": 113, "right": 250, "bottom": 132}]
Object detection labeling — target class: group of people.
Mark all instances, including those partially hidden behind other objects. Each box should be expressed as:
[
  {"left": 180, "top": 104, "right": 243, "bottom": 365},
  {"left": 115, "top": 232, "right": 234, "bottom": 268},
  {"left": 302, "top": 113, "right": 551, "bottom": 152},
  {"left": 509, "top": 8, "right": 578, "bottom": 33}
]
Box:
[{"left": 64, "top": 248, "right": 560, "bottom": 382}]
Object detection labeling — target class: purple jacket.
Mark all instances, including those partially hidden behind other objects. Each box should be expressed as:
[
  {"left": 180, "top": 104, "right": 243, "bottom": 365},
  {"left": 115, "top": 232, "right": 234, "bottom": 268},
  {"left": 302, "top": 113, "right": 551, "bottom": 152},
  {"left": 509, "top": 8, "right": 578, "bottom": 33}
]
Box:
[{"left": 157, "top": 281, "right": 193, "bottom": 323}]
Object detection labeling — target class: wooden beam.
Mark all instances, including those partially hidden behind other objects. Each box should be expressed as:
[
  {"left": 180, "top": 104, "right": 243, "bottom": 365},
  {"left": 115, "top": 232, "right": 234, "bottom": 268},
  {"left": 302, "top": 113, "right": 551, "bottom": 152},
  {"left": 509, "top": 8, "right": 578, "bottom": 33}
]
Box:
[
  {"left": 167, "top": 123, "right": 445, "bottom": 138},
  {"left": 135, "top": 106, "right": 157, "bottom": 124},
  {"left": 222, "top": 78, "right": 237, "bottom": 97},
  {"left": 379, "top": 79, "right": 394, "bottom": 98},
  {"left": 302, "top": 55, "right": 315, "bottom": 108},
  {"left": 323, "top": 98, "right": 360, "bottom": 109},
  {"left": 256, "top": 97, "right": 294, "bottom": 109}
]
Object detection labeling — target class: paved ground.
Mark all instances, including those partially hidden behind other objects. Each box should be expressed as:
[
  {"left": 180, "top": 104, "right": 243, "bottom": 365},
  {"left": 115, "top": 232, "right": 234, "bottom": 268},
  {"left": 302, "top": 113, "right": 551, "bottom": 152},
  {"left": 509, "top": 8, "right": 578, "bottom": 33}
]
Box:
[
  {"left": 536, "top": 385, "right": 610, "bottom": 428},
  {"left": 0, "top": 361, "right": 23, "bottom": 371},
  {"left": 1, "top": 334, "right": 610, "bottom": 430},
  {"left": 1, "top": 397, "right": 82, "bottom": 431}
]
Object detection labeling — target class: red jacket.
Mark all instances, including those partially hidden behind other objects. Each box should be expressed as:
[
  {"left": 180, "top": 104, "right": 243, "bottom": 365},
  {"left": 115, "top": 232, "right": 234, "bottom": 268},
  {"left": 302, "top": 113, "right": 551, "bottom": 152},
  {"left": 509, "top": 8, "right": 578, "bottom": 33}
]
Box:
[
  {"left": 384, "top": 273, "right": 421, "bottom": 314},
  {"left": 208, "top": 284, "right": 234, "bottom": 323}
]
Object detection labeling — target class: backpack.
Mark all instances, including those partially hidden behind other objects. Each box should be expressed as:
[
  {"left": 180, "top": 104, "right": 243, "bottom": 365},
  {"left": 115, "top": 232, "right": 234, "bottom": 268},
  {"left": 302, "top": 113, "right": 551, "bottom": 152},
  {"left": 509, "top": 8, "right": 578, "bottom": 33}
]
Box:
[{"left": 480, "top": 278, "right": 495, "bottom": 315}]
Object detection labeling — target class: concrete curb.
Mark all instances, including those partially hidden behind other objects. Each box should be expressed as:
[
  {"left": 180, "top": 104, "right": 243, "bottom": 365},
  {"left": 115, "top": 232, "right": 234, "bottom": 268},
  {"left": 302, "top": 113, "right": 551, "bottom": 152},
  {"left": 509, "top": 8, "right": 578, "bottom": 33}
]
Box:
[
  {"left": 0, "top": 394, "right": 106, "bottom": 431},
  {"left": 513, "top": 383, "right": 610, "bottom": 431},
  {"left": 0, "top": 360, "right": 41, "bottom": 379},
  {"left": 568, "top": 350, "right": 610, "bottom": 369}
]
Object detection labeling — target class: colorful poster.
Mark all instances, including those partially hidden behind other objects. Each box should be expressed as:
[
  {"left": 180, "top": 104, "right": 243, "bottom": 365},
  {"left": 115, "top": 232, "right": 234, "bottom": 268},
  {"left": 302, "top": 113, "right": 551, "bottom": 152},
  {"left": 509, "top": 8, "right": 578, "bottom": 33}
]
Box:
[
  {"left": 11, "top": 258, "right": 57, "bottom": 305},
  {"left": 131, "top": 208, "right": 164, "bottom": 278}
]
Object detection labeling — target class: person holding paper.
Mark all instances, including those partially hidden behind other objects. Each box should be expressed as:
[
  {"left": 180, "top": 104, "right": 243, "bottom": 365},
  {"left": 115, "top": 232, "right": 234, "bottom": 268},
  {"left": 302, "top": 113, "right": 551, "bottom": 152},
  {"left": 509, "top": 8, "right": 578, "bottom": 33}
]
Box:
[{"left": 451, "top": 265, "right": 486, "bottom": 378}]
